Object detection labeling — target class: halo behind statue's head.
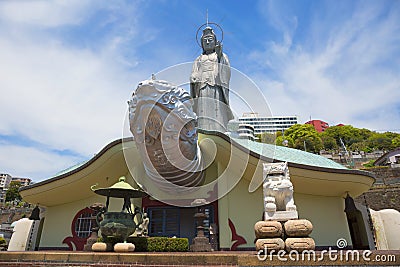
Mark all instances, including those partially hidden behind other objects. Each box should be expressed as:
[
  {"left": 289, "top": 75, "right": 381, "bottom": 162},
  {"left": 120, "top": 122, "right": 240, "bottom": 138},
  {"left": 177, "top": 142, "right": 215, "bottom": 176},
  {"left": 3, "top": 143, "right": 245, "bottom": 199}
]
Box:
[{"left": 196, "top": 22, "right": 224, "bottom": 48}]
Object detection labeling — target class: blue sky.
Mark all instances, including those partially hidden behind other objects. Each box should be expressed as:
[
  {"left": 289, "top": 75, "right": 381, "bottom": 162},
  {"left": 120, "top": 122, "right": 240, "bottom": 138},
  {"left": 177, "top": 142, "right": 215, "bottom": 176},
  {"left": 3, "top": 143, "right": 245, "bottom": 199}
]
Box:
[{"left": 0, "top": 0, "right": 399, "bottom": 182}]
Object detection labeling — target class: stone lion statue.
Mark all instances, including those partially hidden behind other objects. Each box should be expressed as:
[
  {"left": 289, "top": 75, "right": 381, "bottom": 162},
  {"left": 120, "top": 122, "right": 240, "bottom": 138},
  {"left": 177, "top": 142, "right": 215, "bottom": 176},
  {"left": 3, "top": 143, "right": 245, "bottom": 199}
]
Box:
[{"left": 263, "top": 162, "right": 297, "bottom": 214}]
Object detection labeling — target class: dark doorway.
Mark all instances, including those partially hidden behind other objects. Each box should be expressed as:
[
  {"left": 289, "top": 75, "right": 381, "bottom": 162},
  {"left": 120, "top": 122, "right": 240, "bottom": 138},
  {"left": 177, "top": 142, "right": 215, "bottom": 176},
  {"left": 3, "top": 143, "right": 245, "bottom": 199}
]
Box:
[{"left": 344, "top": 195, "right": 370, "bottom": 249}]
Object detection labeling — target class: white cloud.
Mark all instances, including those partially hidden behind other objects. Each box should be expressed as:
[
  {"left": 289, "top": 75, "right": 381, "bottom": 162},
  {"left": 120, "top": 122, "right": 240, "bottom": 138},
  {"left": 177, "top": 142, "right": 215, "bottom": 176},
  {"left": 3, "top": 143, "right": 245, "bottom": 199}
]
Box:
[
  {"left": 0, "top": 34, "right": 138, "bottom": 156},
  {"left": 0, "top": 143, "right": 83, "bottom": 179},
  {"left": 0, "top": 1, "right": 152, "bottom": 181},
  {"left": 0, "top": 0, "right": 95, "bottom": 27},
  {"left": 251, "top": 1, "right": 400, "bottom": 130},
  {"left": 258, "top": 0, "right": 298, "bottom": 55}
]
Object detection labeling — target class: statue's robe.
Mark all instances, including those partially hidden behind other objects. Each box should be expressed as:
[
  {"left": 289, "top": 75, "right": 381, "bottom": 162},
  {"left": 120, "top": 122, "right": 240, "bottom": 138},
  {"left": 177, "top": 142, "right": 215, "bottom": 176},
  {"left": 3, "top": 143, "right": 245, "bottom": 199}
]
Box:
[{"left": 190, "top": 52, "right": 234, "bottom": 132}]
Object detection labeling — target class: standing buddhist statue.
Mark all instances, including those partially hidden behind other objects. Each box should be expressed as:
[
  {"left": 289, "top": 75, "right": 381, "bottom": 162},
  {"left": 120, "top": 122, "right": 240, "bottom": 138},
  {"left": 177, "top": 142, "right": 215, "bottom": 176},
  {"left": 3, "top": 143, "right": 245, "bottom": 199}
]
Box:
[{"left": 190, "top": 26, "right": 233, "bottom": 132}]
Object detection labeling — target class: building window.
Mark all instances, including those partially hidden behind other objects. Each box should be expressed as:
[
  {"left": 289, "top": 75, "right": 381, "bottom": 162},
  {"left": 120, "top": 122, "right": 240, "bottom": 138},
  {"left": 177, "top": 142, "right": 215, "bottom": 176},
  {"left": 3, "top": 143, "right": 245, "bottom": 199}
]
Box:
[
  {"left": 63, "top": 207, "right": 96, "bottom": 251},
  {"left": 74, "top": 210, "right": 94, "bottom": 238},
  {"left": 148, "top": 207, "right": 180, "bottom": 237}
]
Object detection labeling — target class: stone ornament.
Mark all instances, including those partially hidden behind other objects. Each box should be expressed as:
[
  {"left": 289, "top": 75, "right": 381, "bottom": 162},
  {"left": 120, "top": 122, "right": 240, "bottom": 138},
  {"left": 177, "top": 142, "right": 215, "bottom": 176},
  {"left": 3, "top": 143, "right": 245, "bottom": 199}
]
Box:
[
  {"left": 284, "top": 219, "right": 313, "bottom": 237},
  {"left": 254, "top": 221, "right": 282, "bottom": 238},
  {"left": 263, "top": 162, "right": 298, "bottom": 221},
  {"left": 114, "top": 242, "right": 135, "bottom": 252},
  {"left": 285, "top": 237, "right": 315, "bottom": 252},
  {"left": 135, "top": 212, "right": 150, "bottom": 237},
  {"left": 91, "top": 242, "right": 108, "bottom": 252},
  {"left": 255, "top": 238, "right": 285, "bottom": 251},
  {"left": 129, "top": 79, "right": 204, "bottom": 191}
]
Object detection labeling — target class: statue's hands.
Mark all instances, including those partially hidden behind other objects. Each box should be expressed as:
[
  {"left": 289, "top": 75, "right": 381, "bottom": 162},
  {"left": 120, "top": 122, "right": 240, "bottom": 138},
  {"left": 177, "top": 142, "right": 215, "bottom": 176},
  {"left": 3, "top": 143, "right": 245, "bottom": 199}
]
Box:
[{"left": 215, "top": 41, "right": 223, "bottom": 59}]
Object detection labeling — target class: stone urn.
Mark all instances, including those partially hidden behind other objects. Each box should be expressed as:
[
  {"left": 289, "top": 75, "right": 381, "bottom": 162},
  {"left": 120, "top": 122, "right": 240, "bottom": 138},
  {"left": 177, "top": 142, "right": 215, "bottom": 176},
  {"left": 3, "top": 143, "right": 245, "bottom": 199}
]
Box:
[
  {"left": 91, "top": 176, "right": 147, "bottom": 243},
  {"left": 97, "top": 210, "right": 143, "bottom": 242}
]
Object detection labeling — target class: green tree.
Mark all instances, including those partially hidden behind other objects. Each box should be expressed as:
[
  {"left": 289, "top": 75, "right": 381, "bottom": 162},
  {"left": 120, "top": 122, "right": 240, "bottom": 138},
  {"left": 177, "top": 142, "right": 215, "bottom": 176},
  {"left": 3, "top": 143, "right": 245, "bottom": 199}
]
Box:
[
  {"left": 392, "top": 136, "right": 400, "bottom": 148},
  {"left": 275, "top": 124, "right": 399, "bottom": 153},
  {"left": 278, "top": 124, "right": 323, "bottom": 153},
  {"left": 275, "top": 135, "right": 294, "bottom": 147},
  {"left": 358, "top": 128, "right": 374, "bottom": 140},
  {"left": 256, "top": 132, "right": 276, "bottom": 144},
  {"left": 322, "top": 125, "right": 368, "bottom": 147},
  {"left": 349, "top": 141, "right": 371, "bottom": 153},
  {"left": 5, "top": 181, "right": 22, "bottom": 202},
  {"left": 320, "top": 135, "right": 338, "bottom": 151},
  {"left": 367, "top": 132, "right": 396, "bottom": 151}
]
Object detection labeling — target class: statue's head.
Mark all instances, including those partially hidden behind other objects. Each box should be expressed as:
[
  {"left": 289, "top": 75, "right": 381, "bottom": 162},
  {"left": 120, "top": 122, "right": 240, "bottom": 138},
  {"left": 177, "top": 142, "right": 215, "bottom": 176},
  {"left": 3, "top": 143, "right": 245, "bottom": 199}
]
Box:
[{"left": 201, "top": 27, "right": 217, "bottom": 53}]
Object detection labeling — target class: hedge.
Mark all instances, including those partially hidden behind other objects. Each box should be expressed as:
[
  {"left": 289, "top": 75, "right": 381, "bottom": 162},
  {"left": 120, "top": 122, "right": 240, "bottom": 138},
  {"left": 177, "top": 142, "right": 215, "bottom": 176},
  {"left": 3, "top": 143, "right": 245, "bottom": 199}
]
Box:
[{"left": 100, "top": 236, "right": 189, "bottom": 252}]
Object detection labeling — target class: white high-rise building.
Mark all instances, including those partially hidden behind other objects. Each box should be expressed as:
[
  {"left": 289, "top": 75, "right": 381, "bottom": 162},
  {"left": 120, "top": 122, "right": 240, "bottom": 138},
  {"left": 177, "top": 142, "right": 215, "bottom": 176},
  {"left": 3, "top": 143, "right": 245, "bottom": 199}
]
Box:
[
  {"left": 0, "top": 173, "right": 12, "bottom": 189},
  {"left": 238, "top": 113, "right": 298, "bottom": 134}
]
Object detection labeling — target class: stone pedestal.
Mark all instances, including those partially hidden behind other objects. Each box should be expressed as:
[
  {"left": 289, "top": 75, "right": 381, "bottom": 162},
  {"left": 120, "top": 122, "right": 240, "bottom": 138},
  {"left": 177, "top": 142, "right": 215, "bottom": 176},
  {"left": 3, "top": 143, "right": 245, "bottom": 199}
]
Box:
[
  {"left": 114, "top": 242, "right": 135, "bottom": 252},
  {"left": 264, "top": 210, "right": 298, "bottom": 221},
  {"left": 254, "top": 221, "right": 282, "bottom": 238},
  {"left": 92, "top": 242, "right": 109, "bottom": 252},
  {"left": 284, "top": 219, "right": 313, "bottom": 237},
  {"left": 255, "top": 238, "right": 285, "bottom": 251},
  {"left": 254, "top": 219, "right": 315, "bottom": 253},
  {"left": 285, "top": 237, "right": 315, "bottom": 252},
  {"left": 191, "top": 236, "right": 212, "bottom": 252}
]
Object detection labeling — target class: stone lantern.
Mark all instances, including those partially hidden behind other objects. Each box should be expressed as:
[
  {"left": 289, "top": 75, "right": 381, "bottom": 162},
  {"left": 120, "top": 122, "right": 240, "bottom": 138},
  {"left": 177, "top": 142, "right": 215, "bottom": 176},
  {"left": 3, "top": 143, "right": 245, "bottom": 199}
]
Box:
[{"left": 91, "top": 176, "right": 147, "bottom": 252}]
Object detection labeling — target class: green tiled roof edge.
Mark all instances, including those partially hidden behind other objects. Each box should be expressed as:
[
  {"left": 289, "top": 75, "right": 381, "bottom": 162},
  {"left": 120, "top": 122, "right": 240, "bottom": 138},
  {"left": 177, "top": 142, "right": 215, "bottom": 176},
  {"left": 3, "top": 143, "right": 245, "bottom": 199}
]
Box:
[{"left": 233, "top": 138, "right": 347, "bottom": 170}]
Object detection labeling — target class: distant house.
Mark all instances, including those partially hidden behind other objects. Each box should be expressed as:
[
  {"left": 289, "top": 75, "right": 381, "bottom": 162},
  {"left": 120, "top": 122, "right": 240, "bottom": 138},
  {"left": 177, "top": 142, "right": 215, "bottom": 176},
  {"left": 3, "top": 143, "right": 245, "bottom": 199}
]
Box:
[
  {"left": 305, "top": 120, "right": 329, "bottom": 132},
  {"left": 374, "top": 148, "right": 400, "bottom": 167},
  {"left": 12, "top": 177, "right": 32, "bottom": 187}
]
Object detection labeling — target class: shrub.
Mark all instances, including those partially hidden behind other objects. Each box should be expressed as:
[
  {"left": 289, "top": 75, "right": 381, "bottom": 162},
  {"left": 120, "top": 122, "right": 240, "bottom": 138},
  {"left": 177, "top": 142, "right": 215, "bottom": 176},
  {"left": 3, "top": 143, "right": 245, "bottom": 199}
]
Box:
[
  {"left": 148, "top": 237, "right": 168, "bottom": 252},
  {"left": 164, "top": 238, "right": 189, "bottom": 252},
  {"left": 0, "top": 237, "right": 7, "bottom": 250},
  {"left": 127, "top": 236, "right": 189, "bottom": 252},
  {"left": 98, "top": 236, "right": 189, "bottom": 252}
]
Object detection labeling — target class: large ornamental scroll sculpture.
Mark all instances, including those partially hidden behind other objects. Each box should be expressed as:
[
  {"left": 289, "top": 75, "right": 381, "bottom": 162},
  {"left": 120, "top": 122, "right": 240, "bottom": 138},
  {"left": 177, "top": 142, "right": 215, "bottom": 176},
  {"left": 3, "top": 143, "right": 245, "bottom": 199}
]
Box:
[{"left": 128, "top": 79, "right": 204, "bottom": 192}]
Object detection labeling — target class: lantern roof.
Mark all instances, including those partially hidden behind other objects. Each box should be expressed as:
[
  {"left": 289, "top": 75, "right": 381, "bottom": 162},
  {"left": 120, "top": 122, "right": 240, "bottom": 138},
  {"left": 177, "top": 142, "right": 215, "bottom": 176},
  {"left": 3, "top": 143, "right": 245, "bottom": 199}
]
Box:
[{"left": 92, "top": 176, "right": 147, "bottom": 199}]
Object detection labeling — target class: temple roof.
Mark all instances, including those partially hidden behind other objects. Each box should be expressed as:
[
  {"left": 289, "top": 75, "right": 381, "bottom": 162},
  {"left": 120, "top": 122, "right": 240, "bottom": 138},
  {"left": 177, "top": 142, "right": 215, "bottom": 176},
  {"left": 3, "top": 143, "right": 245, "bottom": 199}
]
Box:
[{"left": 233, "top": 138, "right": 347, "bottom": 170}]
